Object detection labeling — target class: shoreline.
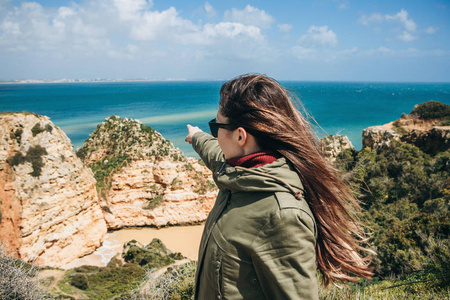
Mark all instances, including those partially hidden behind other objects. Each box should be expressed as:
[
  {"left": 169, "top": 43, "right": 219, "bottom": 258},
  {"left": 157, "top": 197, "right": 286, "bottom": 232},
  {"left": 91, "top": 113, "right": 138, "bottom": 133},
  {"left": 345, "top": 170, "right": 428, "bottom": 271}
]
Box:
[{"left": 62, "top": 224, "right": 205, "bottom": 270}]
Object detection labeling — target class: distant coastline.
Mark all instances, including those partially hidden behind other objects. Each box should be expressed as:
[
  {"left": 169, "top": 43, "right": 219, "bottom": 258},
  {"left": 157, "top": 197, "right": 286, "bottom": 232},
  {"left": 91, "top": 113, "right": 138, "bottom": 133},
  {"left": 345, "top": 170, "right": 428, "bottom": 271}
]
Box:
[
  {"left": 2, "top": 78, "right": 449, "bottom": 85},
  {"left": 0, "top": 78, "right": 189, "bottom": 84}
]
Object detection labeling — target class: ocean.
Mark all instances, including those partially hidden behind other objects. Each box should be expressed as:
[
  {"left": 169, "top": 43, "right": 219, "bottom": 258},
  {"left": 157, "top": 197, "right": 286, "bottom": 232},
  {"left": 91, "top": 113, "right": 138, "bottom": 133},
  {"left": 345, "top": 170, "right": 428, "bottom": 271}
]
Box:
[{"left": 0, "top": 81, "right": 449, "bottom": 158}]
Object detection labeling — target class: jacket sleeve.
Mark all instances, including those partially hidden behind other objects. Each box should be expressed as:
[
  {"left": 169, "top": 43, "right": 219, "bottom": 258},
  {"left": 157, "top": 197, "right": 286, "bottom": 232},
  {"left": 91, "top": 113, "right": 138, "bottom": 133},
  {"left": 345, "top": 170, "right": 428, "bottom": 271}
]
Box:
[
  {"left": 251, "top": 208, "right": 319, "bottom": 300},
  {"left": 191, "top": 131, "right": 225, "bottom": 174}
]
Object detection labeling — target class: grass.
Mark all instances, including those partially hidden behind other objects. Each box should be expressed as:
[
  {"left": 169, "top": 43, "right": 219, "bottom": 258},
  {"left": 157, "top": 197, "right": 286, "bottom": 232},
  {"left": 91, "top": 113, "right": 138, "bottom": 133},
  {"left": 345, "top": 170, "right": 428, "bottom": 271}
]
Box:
[{"left": 319, "top": 276, "right": 450, "bottom": 299}]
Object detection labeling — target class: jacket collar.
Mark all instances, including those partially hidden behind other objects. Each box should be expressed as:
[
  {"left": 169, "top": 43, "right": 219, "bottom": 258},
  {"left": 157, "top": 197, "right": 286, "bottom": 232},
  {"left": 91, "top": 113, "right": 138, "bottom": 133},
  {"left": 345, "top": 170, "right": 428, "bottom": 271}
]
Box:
[{"left": 214, "top": 157, "right": 304, "bottom": 196}]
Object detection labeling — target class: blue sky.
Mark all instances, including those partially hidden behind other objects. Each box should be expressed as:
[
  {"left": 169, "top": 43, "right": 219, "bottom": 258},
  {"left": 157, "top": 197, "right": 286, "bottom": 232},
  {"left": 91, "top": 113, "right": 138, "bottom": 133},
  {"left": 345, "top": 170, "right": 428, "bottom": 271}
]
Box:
[{"left": 0, "top": 0, "right": 449, "bottom": 81}]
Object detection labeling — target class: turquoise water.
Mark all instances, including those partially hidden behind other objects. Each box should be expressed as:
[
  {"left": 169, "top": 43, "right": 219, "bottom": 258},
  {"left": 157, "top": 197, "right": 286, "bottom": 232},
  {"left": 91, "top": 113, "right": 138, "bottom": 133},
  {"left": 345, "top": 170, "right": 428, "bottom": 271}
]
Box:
[{"left": 0, "top": 81, "right": 449, "bottom": 158}]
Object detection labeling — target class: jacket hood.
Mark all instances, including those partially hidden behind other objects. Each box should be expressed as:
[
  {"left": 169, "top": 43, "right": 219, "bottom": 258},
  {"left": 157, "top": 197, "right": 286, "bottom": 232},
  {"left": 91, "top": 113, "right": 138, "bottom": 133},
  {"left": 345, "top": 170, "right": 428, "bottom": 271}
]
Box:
[{"left": 215, "top": 157, "right": 304, "bottom": 195}]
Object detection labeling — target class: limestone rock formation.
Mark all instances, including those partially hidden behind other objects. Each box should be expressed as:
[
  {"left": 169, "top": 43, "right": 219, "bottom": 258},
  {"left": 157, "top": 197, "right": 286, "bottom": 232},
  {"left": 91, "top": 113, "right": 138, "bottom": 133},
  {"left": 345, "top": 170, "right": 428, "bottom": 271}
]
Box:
[
  {"left": 362, "top": 126, "right": 401, "bottom": 152},
  {"left": 77, "top": 116, "right": 217, "bottom": 229},
  {"left": 319, "top": 134, "right": 354, "bottom": 161},
  {"left": 362, "top": 101, "right": 450, "bottom": 155},
  {"left": 0, "top": 112, "right": 107, "bottom": 267}
]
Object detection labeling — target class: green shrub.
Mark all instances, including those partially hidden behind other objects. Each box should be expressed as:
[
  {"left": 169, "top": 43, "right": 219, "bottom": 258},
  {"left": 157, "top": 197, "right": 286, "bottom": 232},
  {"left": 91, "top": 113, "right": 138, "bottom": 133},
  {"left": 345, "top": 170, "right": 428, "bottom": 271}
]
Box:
[
  {"left": 335, "top": 141, "right": 450, "bottom": 279},
  {"left": 410, "top": 100, "right": 450, "bottom": 122},
  {"left": 335, "top": 148, "right": 357, "bottom": 172},
  {"left": 144, "top": 195, "right": 164, "bottom": 210},
  {"left": 45, "top": 124, "right": 53, "bottom": 133},
  {"left": 140, "top": 262, "right": 197, "bottom": 300},
  {"left": 26, "top": 145, "right": 48, "bottom": 177},
  {"left": 70, "top": 274, "right": 88, "bottom": 290},
  {"left": 123, "top": 239, "right": 174, "bottom": 269},
  {"left": 31, "top": 123, "right": 45, "bottom": 137},
  {"left": 7, "top": 146, "right": 48, "bottom": 177},
  {"left": 10, "top": 129, "right": 23, "bottom": 143},
  {"left": 184, "top": 163, "right": 194, "bottom": 171},
  {"left": 7, "top": 152, "right": 26, "bottom": 167},
  {"left": 89, "top": 155, "right": 131, "bottom": 199},
  {"left": 392, "top": 119, "right": 407, "bottom": 134},
  {"left": 106, "top": 255, "right": 123, "bottom": 268},
  {"left": 169, "top": 252, "right": 185, "bottom": 260},
  {"left": 82, "top": 263, "right": 145, "bottom": 299}
]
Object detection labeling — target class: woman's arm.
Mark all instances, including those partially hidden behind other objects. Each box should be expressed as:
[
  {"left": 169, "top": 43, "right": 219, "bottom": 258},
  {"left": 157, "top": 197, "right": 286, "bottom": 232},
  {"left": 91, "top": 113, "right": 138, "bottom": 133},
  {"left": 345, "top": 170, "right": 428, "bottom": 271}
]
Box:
[{"left": 186, "top": 125, "right": 225, "bottom": 173}]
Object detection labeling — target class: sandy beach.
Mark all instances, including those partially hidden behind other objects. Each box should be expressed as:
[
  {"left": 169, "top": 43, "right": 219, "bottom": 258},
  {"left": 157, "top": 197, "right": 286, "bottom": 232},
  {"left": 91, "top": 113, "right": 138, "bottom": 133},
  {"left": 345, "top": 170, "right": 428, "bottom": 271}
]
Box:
[{"left": 62, "top": 224, "right": 205, "bottom": 269}]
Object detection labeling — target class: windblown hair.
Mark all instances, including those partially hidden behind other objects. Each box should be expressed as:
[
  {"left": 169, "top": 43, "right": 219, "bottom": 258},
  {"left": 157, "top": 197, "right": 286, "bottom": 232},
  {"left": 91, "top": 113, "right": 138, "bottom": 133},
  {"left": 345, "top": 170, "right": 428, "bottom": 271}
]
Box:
[{"left": 219, "top": 73, "right": 373, "bottom": 286}]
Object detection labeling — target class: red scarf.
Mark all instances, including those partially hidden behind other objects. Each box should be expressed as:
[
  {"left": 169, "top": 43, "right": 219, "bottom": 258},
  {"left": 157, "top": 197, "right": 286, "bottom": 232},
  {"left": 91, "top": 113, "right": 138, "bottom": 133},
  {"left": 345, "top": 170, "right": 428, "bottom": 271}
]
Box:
[{"left": 227, "top": 150, "right": 281, "bottom": 169}]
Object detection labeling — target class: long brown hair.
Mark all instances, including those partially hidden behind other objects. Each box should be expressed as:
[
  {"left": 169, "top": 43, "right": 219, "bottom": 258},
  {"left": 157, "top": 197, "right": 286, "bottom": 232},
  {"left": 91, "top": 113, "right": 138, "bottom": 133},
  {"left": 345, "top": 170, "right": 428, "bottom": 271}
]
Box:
[{"left": 219, "top": 73, "right": 373, "bottom": 286}]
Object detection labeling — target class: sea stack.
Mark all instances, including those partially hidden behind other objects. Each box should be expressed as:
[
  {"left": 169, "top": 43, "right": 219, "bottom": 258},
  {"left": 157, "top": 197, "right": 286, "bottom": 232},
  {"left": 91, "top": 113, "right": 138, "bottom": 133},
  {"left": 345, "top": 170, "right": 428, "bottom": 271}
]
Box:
[
  {"left": 0, "top": 112, "right": 107, "bottom": 267},
  {"left": 76, "top": 116, "right": 217, "bottom": 229}
]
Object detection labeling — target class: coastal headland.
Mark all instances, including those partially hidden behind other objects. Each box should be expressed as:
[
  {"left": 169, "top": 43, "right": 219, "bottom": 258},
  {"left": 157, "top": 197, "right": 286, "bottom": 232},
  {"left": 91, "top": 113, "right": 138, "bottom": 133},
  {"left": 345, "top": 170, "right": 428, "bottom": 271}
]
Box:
[{"left": 0, "top": 100, "right": 449, "bottom": 299}]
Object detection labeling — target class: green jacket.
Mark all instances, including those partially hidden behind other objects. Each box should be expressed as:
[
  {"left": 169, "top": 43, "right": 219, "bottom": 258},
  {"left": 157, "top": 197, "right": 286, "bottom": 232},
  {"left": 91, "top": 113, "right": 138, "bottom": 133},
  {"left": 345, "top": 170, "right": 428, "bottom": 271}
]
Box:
[{"left": 192, "top": 132, "right": 319, "bottom": 300}]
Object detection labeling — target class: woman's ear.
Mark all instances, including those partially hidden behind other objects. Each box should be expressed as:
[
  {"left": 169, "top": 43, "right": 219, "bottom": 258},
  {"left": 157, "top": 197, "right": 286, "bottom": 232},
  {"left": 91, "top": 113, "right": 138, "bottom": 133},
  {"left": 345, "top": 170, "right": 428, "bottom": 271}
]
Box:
[{"left": 236, "top": 127, "right": 248, "bottom": 146}]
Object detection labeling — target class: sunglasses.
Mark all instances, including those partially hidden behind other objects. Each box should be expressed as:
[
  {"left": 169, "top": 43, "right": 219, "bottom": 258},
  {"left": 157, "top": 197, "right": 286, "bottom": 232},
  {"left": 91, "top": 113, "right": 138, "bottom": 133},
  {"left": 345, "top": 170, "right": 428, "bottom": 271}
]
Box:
[{"left": 208, "top": 118, "right": 237, "bottom": 138}]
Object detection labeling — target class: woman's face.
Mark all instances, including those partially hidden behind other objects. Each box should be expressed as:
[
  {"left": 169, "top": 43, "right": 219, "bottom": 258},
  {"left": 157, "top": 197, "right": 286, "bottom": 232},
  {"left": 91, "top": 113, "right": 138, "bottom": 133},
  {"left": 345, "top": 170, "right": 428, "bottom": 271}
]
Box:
[{"left": 215, "top": 112, "right": 242, "bottom": 159}]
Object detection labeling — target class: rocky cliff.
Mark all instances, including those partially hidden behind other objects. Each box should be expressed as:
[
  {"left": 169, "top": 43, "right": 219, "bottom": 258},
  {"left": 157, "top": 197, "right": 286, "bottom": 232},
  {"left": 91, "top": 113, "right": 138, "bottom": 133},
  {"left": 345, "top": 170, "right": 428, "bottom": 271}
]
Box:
[
  {"left": 0, "top": 112, "right": 107, "bottom": 267},
  {"left": 362, "top": 101, "right": 450, "bottom": 155},
  {"left": 319, "top": 134, "right": 354, "bottom": 161},
  {"left": 76, "top": 116, "right": 216, "bottom": 229}
]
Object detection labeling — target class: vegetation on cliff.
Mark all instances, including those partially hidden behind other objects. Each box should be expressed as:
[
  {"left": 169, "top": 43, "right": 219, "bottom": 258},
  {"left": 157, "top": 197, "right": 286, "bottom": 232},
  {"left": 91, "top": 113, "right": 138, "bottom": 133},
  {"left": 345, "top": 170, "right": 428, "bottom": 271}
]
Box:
[
  {"left": 35, "top": 238, "right": 186, "bottom": 299},
  {"left": 409, "top": 100, "right": 450, "bottom": 124},
  {"left": 138, "top": 262, "right": 196, "bottom": 300},
  {"left": 7, "top": 145, "right": 48, "bottom": 177},
  {"left": 76, "top": 116, "right": 183, "bottom": 163},
  {"left": 76, "top": 116, "right": 187, "bottom": 200},
  {"left": 5, "top": 117, "right": 52, "bottom": 178},
  {"left": 31, "top": 122, "right": 53, "bottom": 136},
  {"left": 337, "top": 142, "right": 449, "bottom": 283}
]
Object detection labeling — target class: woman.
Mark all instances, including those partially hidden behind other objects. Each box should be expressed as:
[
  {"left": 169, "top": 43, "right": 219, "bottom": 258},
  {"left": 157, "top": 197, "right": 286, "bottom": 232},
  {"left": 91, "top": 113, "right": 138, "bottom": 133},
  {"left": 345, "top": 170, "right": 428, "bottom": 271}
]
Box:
[{"left": 185, "top": 74, "right": 373, "bottom": 299}]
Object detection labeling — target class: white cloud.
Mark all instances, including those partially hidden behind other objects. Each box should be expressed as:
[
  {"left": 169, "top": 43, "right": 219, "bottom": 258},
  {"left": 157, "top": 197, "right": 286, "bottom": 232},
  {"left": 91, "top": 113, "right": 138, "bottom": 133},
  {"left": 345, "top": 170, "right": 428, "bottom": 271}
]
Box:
[
  {"left": 202, "top": 22, "right": 263, "bottom": 42},
  {"left": 299, "top": 25, "right": 338, "bottom": 48},
  {"left": 223, "top": 5, "right": 275, "bottom": 29},
  {"left": 129, "top": 7, "right": 199, "bottom": 42},
  {"left": 290, "top": 45, "right": 357, "bottom": 62},
  {"left": 359, "top": 9, "right": 418, "bottom": 42},
  {"left": 358, "top": 13, "right": 384, "bottom": 26},
  {"left": 359, "top": 9, "right": 416, "bottom": 31},
  {"left": 0, "top": 0, "right": 268, "bottom": 69},
  {"left": 291, "top": 46, "right": 318, "bottom": 60},
  {"left": 204, "top": 2, "right": 216, "bottom": 18},
  {"left": 397, "top": 31, "right": 416, "bottom": 42},
  {"left": 278, "top": 23, "right": 293, "bottom": 33},
  {"left": 386, "top": 9, "right": 416, "bottom": 32},
  {"left": 114, "top": 0, "right": 152, "bottom": 21},
  {"left": 291, "top": 26, "right": 339, "bottom": 62},
  {"left": 333, "top": 0, "right": 349, "bottom": 10},
  {"left": 377, "top": 46, "right": 392, "bottom": 54},
  {"left": 425, "top": 26, "right": 439, "bottom": 34}
]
